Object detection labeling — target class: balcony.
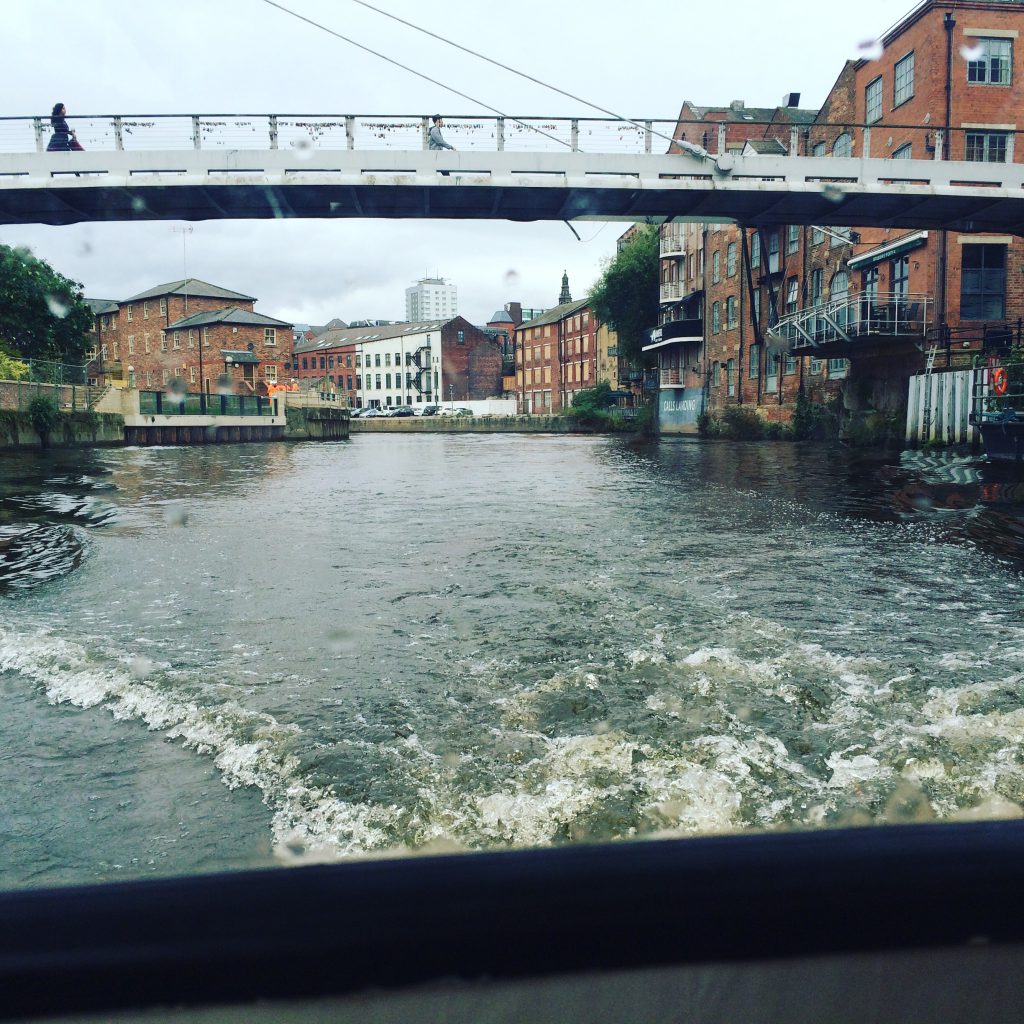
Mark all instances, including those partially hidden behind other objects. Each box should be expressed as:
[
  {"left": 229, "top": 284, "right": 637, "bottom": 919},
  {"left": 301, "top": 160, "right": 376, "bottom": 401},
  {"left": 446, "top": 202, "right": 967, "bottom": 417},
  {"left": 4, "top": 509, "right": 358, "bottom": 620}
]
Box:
[
  {"left": 660, "top": 234, "right": 685, "bottom": 258},
  {"left": 660, "top": 281, "right": 684, "bottom": 303},
  {"left": 661, "top": 317, "right": 703, "bottom": 341},
  {"left": 767, "top": 292, "right": 932, "bottom": 357}
]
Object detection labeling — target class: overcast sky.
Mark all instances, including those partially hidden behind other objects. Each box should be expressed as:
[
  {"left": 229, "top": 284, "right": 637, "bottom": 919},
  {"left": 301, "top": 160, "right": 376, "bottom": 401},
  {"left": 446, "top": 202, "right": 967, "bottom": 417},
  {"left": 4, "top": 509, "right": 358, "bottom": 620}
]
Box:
[{"left": 3, "top": 0, "right": 904, "bottom": 327}]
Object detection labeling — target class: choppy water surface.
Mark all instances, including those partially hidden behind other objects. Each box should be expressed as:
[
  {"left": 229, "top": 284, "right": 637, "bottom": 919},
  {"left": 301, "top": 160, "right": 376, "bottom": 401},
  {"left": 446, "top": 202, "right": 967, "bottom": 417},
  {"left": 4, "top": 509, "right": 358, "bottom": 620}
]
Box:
[{"left": 2, "top": 435, "right": 1024, "bottom": 890}]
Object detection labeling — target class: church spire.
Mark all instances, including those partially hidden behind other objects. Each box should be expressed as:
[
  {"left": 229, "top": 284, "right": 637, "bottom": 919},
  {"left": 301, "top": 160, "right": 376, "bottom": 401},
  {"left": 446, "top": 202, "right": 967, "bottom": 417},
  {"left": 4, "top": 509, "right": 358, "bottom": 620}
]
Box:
[{"left": 558, "top": 270, "right": 572, "bottom": 304}]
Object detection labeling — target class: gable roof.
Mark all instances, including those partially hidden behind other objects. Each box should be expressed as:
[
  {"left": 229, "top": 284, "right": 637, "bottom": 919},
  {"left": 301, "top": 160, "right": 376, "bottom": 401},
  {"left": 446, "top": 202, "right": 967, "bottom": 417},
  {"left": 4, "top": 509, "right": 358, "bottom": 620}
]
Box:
[
  {"left": 514, "top": 298, "right": 589, "bottom": 331},
  {"left": 122, "top": 278, "right": 257, "bottom": 303},
  {"left": 292, "top": 318, "right": 451, "bottom": 354},
  {"left": 85, "top": 298, "right": 119, "bottom": 315},
  {"left": 166, "top": 306, "right": 292, "bottom": 330}
]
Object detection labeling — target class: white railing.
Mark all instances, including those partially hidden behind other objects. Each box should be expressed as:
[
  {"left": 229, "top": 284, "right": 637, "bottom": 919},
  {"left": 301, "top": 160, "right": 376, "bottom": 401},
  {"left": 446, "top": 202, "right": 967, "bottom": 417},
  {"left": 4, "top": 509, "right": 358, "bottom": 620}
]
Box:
[
  {"left": 768, "top": 292, "right": 932, "bottom": 350},
  {"left": 0, "top": 114, "right": 672, "bottom": 157},
  {"left": 660, "top": 282, "right": 684, "bottom": 303},
  {"left": 660, "top": 234, "right": 685, "bottom": 257}
]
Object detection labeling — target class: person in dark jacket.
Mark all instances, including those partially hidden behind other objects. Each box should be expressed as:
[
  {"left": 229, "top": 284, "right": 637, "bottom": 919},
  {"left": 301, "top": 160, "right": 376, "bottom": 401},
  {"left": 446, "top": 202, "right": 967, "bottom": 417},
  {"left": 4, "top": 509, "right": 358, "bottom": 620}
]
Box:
[
  {"left": 46, "top": 103, "right": 77, "bottom": 152},
  {"left": 428, "top": 115, "right": 455, "bottom": 152}
]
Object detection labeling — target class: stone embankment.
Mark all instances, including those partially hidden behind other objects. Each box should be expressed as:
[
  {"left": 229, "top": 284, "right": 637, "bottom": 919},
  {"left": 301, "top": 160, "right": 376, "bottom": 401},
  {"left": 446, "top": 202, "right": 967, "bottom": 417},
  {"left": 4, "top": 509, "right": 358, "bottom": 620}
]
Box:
[{"left": 350, "top": 415, "right": 573, "bottom": 433}]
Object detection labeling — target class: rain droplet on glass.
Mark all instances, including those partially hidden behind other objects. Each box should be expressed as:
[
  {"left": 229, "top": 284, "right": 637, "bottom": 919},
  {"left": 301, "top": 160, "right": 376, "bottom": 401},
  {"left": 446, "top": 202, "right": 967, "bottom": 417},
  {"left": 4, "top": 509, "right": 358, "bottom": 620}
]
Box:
[
  {"left": 856, "top": 38, "right": 884, "bottom": 61},
  {"left": 291, "top": 138, "right": 314, "bottom": 161},
  {"left": 45, "top": 294, "right": 70, "bottom": 318},
  {"left": 821, "top": 182, "right": 846, "bottom": 204},
  {"left": 216, "top": 373, "right": 234, "bottom": 396},
  {"left": 503, "top": 269, "right": 521, "bottom": 288},
  {"left": 130, "top": 656, "right": 154, "bottom": 678},
  {"left": 960, "top": 42, "right": 985, "bottom": 61},
  {"left": 162, "top": 503, "right": 189, "bottom": 527}
]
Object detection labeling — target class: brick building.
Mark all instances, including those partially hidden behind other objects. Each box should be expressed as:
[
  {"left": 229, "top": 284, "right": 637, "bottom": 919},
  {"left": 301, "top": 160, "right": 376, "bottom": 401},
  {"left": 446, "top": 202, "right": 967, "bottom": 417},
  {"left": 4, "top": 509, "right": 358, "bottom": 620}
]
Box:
[
  {"left": 652, "top": 0, "right": 1024, "bottom": 436},
  {"left": 85, "top": 279, "right": 292, "bottom": 396},
  {"left": 292, "top": 316, "right": 503, "bottom": 410}
]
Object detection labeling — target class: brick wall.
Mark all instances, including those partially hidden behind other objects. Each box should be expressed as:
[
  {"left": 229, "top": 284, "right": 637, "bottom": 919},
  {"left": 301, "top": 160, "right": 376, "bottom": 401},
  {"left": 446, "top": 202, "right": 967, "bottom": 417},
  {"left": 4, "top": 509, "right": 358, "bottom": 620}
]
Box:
[{"left": 442, "top": 317, "right": 503, "bottom": 400}]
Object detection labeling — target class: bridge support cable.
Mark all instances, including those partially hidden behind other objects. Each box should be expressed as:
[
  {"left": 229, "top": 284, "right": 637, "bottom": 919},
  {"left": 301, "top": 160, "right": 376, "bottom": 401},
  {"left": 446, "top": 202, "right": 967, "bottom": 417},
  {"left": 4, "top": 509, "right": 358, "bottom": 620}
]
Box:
[
  {"left": 260, "top": 0, "right": 572, "bottom": 152},
  {"left": 339, "top": 0, "right": 684, "bottom": 154}
]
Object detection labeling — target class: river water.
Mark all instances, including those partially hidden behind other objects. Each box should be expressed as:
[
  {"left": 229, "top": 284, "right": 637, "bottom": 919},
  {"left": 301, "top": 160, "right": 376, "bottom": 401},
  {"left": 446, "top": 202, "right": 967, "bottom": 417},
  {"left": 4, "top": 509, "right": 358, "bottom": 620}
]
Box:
[{"left": 2, "top": 434, "right": 1024, "bottom": 891}]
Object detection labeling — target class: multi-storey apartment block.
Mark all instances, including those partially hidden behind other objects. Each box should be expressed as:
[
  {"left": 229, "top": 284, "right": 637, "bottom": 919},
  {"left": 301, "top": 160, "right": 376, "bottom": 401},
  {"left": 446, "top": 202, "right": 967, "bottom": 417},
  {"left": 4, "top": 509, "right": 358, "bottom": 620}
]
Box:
[{"left": 652, "top": 0, "right": 1024, "bottom": 436}]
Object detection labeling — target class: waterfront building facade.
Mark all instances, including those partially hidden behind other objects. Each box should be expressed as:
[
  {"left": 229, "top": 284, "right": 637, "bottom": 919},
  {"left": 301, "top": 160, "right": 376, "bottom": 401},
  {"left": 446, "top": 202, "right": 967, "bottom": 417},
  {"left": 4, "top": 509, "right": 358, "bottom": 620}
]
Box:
[
  {"left": 405, "top": 277, "right": 458, "bottom": 322},
  {"left": 292, "top": 316, "right": 503, "bottom": 410},
  {"left": 655, "top": 0, "right": 1024, "bottom": 436}
]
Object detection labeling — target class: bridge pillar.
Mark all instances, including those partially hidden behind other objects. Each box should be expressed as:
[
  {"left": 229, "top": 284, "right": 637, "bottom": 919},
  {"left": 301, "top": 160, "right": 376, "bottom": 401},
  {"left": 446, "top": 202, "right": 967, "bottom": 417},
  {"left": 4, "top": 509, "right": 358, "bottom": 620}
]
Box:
[
  {"left": 32, "top": 118, "right": 45, "bottom": 153},
  {"left": 497, "top": 117, "right": 505, "bottom": 152},
  {"left": 269, "top": 115, "right": 278, "bottom": 150},
  {"left": 346, "top": 116, "right": 355, "bottom": 150}
]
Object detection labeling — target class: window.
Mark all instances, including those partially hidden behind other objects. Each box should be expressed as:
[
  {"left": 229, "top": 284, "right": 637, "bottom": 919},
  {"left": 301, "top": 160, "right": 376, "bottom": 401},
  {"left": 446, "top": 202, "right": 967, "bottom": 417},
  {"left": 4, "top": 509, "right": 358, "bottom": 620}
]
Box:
[
  {"left": 968, "top": 37, "right": 1012, "bottom": 85},
  {"left": 189, "top": 366, "right": 196, "bottom": 384},
  {"left": 172, "top": 332, "right": 180, "bottom": 350},
  {"left": 727, "top": 358, "right": 736, "bottom": 397},
  {"left": 894, "top": 52, "right": 915, "bottom": 105},
  {"left": 726, "top": 295, "right": 737, "bottom": 328},
  {"left": 203, "top": 328, "right": 210, "bottom": 348},
  {"left": 961, "top": 244, "right": 1006, "bottom": 319},
  {"left": 385, "top": 373, "right": 392, "bottom": 389},
  {"left": 319, "top": 357, "right": 326, "bottom": 370},
  {"left": 812, "top": 225, "right": 825, "bottom": 245},
  {"left": 374, "top": 354, "right": 381, "bottom": 367},
  {"left": 265, "top": 365, "right": 278, "bottom": 384},
  {"left": 126, "top": 305, "right": 133, "bottom": 322},
  {"left": 765, "top": 350, "right": 779, "bottom": 383},
  {"left": 748, "top": 344, "right": 760, "bottom": 379},
  {"left": 828, "top": 357, "right": 849, "bottom": 376},
  {"left": 712, "top": 301, "right": 721, "bottom": 334},
  {"left": 365, "top": 374, "right": 371, "bottom": 390},
  {"left": 750, "top": 232, "right": 760, "bottom": 268},
  {"left": 811, "top": 356, "right": 822, "bottom": 374},
  {"left": 787, "top": 224, "right": 799, "bottom": 255},
  {"left": 143, "top": 302, "right": 149, "bottom": 320},
  {"left": 832, "top": 133, "right": 853, "bottom": 158},
  {"left": 384, "top": 353, "right": 392, "bottom": 367},
  {"left": 355, "top": 355, "right": 362, "bottom": 368},
  {"left": 188, "top": 329, "right": 195, "bottom": 349},
  {"left": 726, "top": 242, "right": 737, "bottom": 277},
  {"left": 101, "top": 344, "right": 108, "bottom": 360},
  {"left": 127, "top": 335, "right": 135, "bottom": 354},
  {"left": 162, "top": 369, "right": 170, "bottom": 384},
  {"left": 966, "top": 131, "right": 1007, "bottom": 163},
  {"left": 767, "top": 232, "right": 779, "bottom": 273},
  {"left": 111, "top": 341, "right": 119, "bottom": 360},
  {"left": 812, "top": 141, "right": 826, "bottom": 158},
  {"left": 865, "top": 77, "right": 882, "bottom": 124},
  {"left": 751, "top": 290, "right": 761, "bottom": 326},
  {"left": 786, "top": 277, "right": 799, "bottom": 314},
  {"left": 265, "top": 328, "right": 277, "bottom": 346},
  {"left": 159, "top": 298, "right": 166, "bottom": 315},
  {"left": 711, "top": 361, "right": 720, "bottom": 387},
  {"left": 892, "top": 143, "right": 912, "bottom": 159},
  {"left": 160, "top": 331, "right": 167, "bottom": 352},
  {"left": 328, "top": 356, "right": 334, "bottom": 369},
  {"left": 712, "top": 250, "right": 720, "bottom": 284},
  {"left": 375, "top": 374, "right": 382, "bottom": 389},
  {"left": 143, "top": 335, "right": 150, "bottom": 354},
  {"left": 394, "top": 352, "right": 400, "bottom": 365},
  {"left": 785, "top": 353, "right": 797, "bottom": 375}
]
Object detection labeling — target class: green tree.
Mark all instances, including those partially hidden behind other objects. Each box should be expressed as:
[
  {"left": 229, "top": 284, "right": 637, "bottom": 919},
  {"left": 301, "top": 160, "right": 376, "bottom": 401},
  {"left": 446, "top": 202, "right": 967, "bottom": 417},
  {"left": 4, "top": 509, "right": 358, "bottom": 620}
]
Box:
[
  {"left": 588, "top": 223, "right": 660, "bottom": 365},
  {"left": 0, "top": 244, "right": 93, "bottom": 364}
]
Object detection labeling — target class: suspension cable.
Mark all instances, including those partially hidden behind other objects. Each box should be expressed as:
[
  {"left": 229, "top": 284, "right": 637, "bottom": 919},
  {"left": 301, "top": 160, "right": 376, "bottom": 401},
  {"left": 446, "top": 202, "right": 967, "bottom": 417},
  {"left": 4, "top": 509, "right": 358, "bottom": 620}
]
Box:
[
  {"left": 260, "top": 0, "right": 572, "bottom": 149},
  {"left": 344, "top": 0, "right": 680, "bottom": 149}
]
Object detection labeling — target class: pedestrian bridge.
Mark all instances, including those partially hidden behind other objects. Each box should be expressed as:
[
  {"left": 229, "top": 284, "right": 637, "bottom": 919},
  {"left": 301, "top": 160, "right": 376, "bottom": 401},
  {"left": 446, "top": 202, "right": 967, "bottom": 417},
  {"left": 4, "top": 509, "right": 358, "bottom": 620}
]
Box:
[{"left": 3, "top": 113, "right": 1024, "bottom": 232}]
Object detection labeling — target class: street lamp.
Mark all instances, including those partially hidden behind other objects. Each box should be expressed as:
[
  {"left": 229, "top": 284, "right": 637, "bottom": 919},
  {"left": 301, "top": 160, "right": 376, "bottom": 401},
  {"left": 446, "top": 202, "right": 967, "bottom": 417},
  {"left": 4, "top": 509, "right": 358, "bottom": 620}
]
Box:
[{"left": 449, "top": 383, "right": 454, "bottom": 413}]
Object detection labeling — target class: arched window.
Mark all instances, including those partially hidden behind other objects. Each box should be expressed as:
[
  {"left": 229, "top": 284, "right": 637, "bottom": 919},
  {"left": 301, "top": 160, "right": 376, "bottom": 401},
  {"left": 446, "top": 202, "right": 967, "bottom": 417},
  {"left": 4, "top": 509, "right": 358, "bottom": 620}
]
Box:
[{"left": 832, "top": 133, "right": 853, "bottom": 158}]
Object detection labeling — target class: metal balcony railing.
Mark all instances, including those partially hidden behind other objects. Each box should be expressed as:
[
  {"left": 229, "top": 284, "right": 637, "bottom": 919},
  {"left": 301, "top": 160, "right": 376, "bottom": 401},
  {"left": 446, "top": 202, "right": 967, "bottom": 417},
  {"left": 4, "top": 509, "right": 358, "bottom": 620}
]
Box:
[
  {"left": 660, "top": 234, "right": 685, "bottom": 257},
  {"left": 660, "top": 282, "right": 684, "bottom": 303},
  {"left": 768, "top": 292, "right": 932, "bottom": 353}
]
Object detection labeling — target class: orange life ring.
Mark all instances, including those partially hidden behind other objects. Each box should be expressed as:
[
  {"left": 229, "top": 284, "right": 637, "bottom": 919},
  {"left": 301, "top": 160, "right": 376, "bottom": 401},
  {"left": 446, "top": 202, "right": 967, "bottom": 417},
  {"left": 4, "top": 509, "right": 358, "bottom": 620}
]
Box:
[{"left": 992, "top": 367, "right": 1008, "bottom": 395}]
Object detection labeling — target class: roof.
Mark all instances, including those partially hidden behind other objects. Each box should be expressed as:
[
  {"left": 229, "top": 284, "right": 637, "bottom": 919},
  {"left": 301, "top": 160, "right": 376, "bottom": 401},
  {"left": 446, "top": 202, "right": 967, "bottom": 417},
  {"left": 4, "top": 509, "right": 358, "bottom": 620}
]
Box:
[
  {"left": 85, "top": 298, "right": 119, "bottom": 315},
  {"left": 514, "top": 298, "right": 589, "bottom": 330},
  {"left": 220, "top": 349, "right": 262, "bottom": 365},
  {"left": 744, "top": 138, "right": 788, "bottom": 155},
  {"left": 166, "top": 306, "right": 292, "bottom": 330},
  {"left": 488, "top": 310, "right": 515, "bottom": 325},
  {"left": 122, "top": 278, "right": 258, "bottom": 303},
  {"left": 293, "top": 319, "right": 450, "bottom": 354}
]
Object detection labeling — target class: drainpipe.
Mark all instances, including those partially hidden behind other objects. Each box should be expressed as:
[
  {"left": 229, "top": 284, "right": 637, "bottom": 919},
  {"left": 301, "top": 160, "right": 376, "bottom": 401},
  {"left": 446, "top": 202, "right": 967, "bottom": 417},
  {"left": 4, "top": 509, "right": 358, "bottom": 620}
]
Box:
[{"left": 937, "top": 11, "right": 956, "bottom": 342}]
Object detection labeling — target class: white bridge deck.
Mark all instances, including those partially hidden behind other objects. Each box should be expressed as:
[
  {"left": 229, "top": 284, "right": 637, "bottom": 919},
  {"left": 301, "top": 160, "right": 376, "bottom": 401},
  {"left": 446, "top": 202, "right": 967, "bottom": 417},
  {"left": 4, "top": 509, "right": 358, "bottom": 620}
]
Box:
[{"left": 2, "top": 113, "right": 1024, "bottom": 231}]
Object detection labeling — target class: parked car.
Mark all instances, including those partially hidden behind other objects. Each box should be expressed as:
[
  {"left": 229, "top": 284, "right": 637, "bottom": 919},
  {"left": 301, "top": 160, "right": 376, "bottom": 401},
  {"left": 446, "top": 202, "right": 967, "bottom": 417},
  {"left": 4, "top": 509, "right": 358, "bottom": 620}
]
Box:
[
  {"left": 361, "top": 407, "right": 385, "bottom": 418},
  {"left": 417, "top": 405, "right": 441, "bottom": 416},
  {"left": 386, "top": 406, "right": 414, "bottom": 417},
  {"left": 454, "top": 407, "right": 474, "bottom": 416},
  {"left": 349, "top": 407, "right": 364, "bottom": 418}
]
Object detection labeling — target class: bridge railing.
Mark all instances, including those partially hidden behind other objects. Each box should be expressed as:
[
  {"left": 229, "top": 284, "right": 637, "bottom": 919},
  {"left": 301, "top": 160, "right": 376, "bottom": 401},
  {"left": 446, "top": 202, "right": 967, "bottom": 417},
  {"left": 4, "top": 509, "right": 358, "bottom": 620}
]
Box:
[{"left": 6, "top": 113, "right": 1021, "bottom": 163}]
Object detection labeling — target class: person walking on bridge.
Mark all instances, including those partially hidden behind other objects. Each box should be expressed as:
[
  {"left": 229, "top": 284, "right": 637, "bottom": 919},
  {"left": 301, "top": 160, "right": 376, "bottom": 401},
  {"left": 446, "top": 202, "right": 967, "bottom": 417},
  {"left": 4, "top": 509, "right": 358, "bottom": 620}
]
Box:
[
  {"left": 428, "top": 115, "right": 455, "bottom": 152},
  {"left": 46, "top": 103, "right": 79, "bottom": 152}
]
